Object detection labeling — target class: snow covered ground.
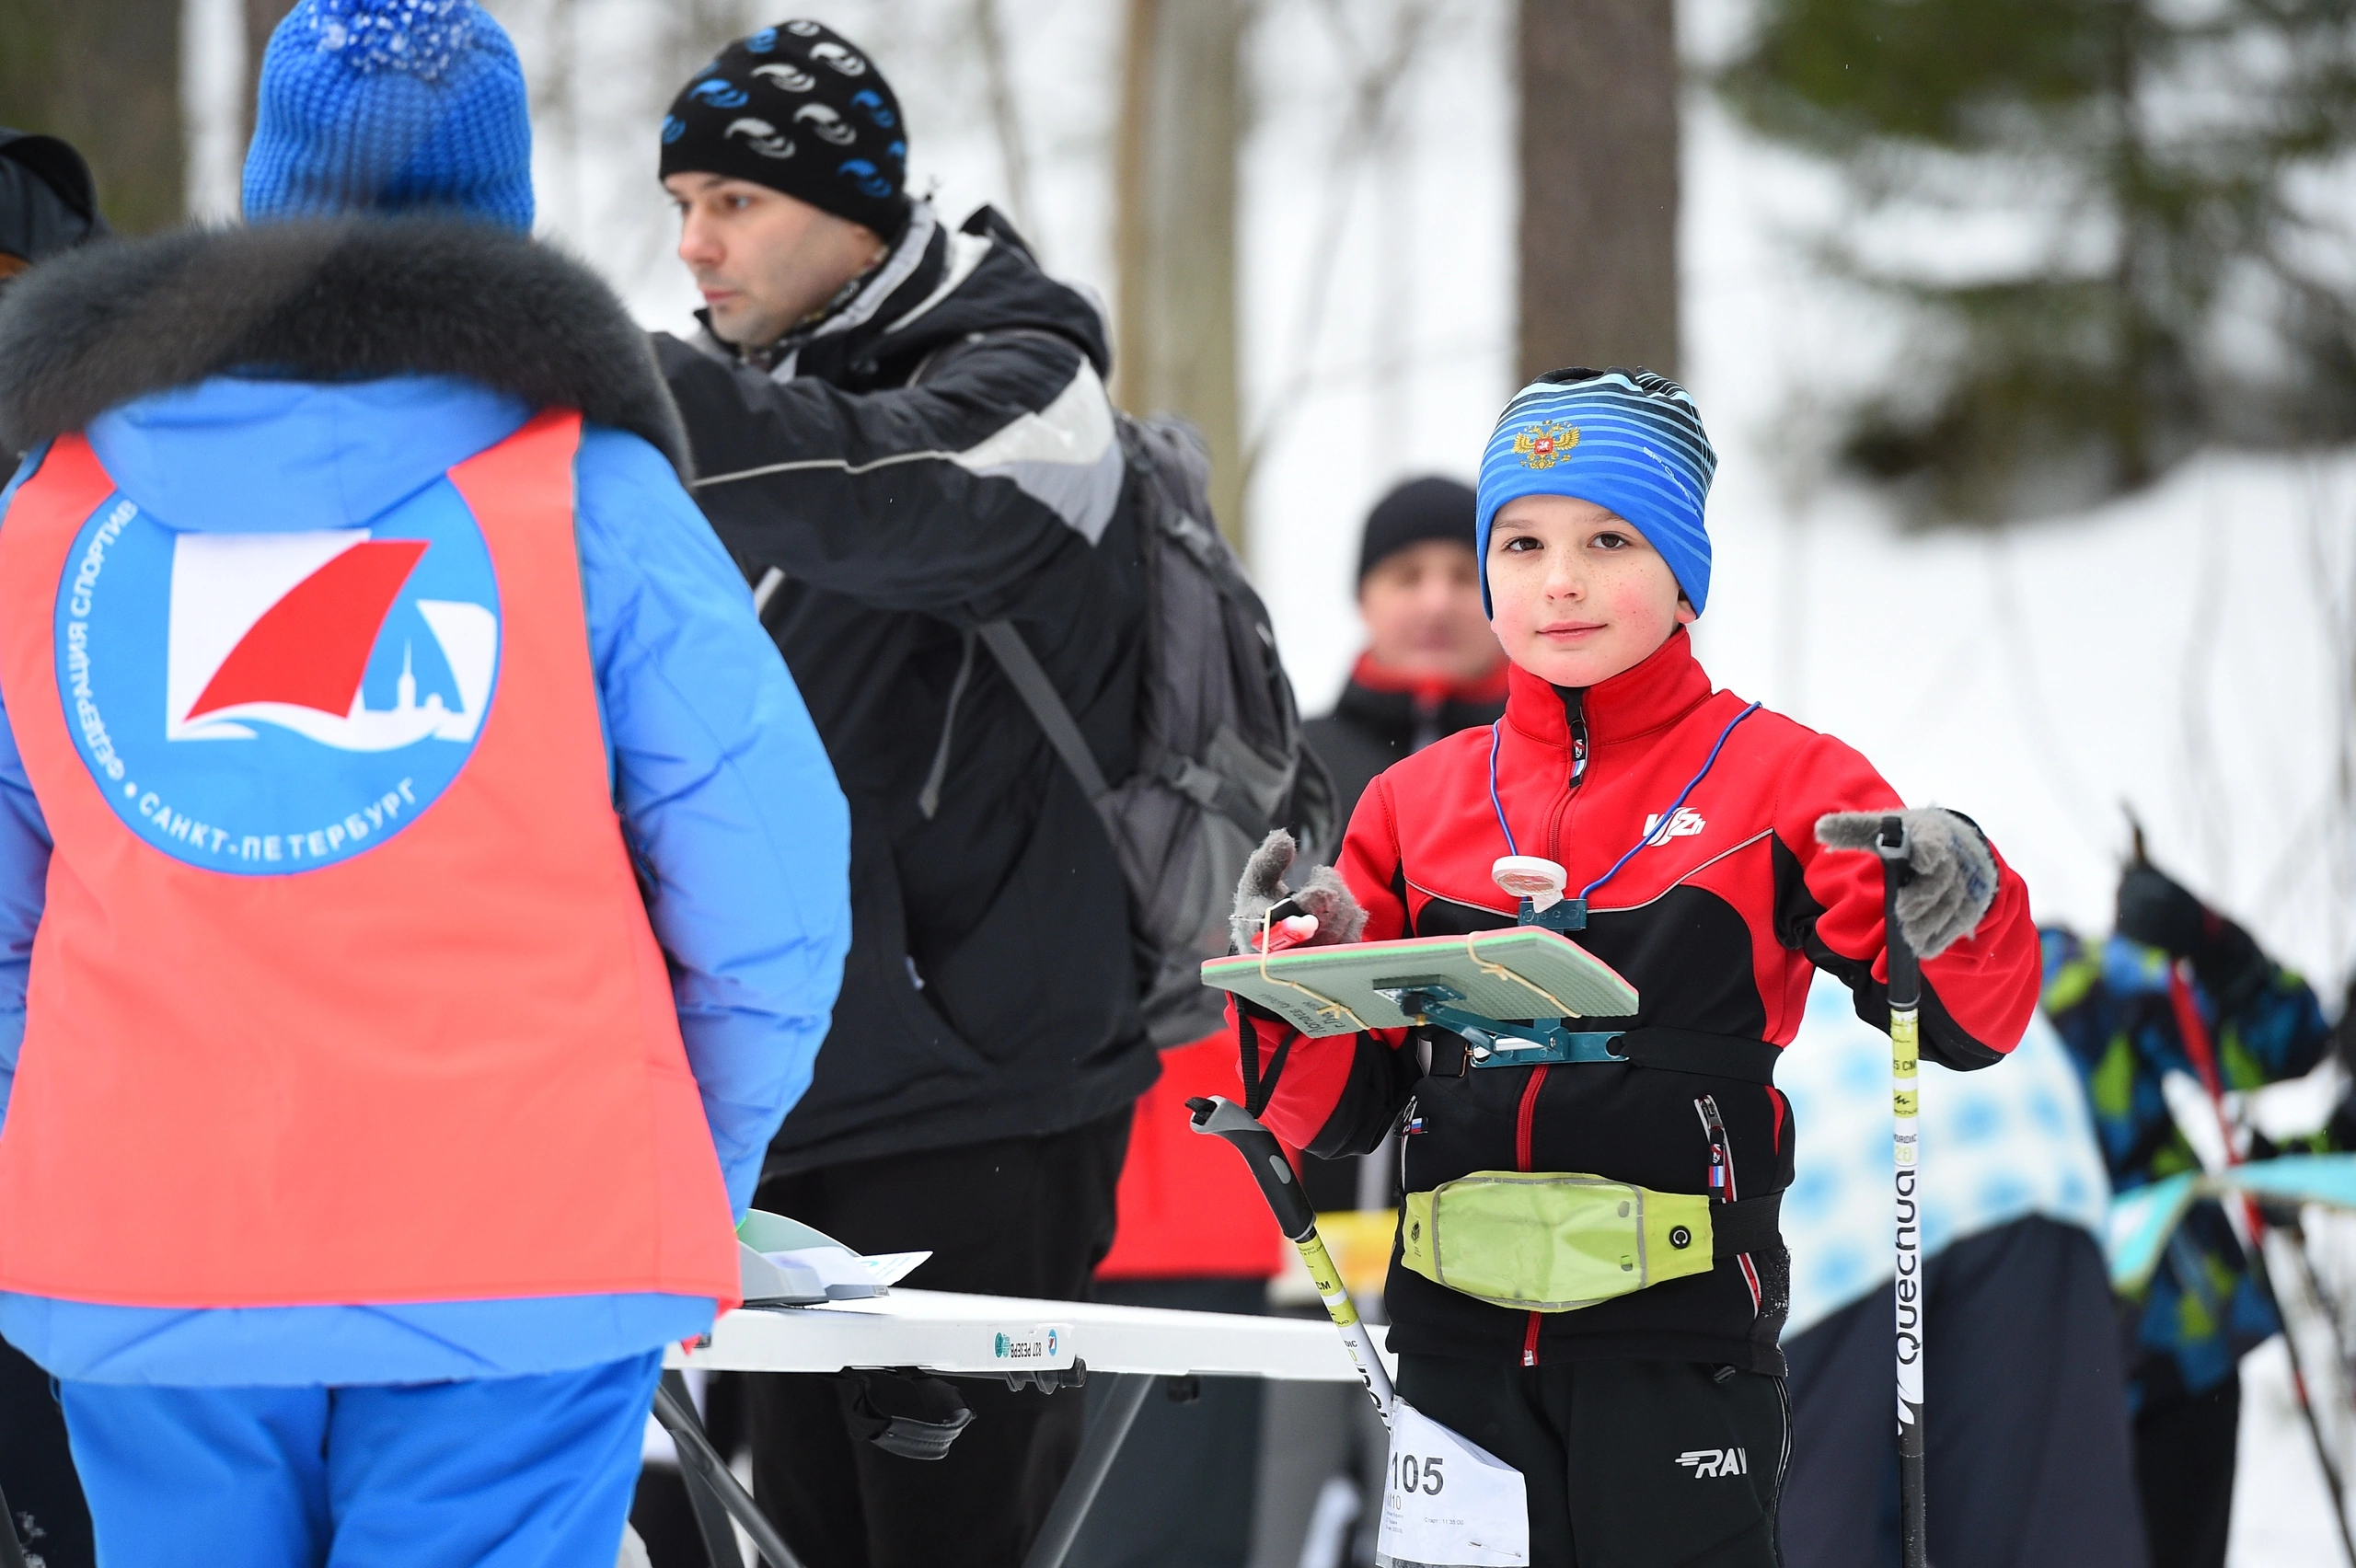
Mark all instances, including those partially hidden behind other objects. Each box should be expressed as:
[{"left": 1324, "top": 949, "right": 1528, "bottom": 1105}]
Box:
[{"left": 2235, "top": 1336, "right": 2350, "bottom": 1565}]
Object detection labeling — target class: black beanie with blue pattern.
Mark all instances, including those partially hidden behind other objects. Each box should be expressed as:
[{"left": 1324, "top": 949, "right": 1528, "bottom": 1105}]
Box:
[{"left": 659, "top": 21, "right": 909, "bottom": 239}]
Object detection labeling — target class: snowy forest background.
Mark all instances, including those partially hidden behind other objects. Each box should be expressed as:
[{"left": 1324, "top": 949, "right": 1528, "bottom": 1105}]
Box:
[{"left": 7, "top": 0, "right": 2351, "bottom": 1001}]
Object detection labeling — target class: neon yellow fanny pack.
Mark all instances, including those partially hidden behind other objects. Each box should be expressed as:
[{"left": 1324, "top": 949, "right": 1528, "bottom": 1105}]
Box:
[{"left": 1399, "top": 1171, "right": 1779, "bottom": 1313}]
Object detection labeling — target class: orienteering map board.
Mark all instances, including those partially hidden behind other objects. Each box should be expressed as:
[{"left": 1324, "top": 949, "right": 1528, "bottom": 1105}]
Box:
[{"left": 1201, "top": 926, "right": 1639, "bottom": 1037}]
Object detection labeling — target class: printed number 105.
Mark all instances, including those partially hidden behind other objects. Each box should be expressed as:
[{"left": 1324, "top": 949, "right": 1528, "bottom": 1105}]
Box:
[{"left": 1392, "top": 1455, "right": 1446, "bottom": 1495}]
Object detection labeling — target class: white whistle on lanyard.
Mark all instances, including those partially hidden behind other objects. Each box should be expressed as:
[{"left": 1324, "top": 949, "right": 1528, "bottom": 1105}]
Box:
[{"left": 1491, "top": 855, "right": 1568, "bottom": 913}]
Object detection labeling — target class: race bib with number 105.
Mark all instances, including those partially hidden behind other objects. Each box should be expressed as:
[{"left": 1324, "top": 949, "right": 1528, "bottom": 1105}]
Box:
[{"left": 1374, "top": 1397, "right": 1530, "bottom": 1568}]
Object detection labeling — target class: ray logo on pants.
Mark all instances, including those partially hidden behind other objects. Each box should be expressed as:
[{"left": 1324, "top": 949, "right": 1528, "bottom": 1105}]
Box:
[{"left": 54, "top": 478, "right": 502, "bottom": 873}]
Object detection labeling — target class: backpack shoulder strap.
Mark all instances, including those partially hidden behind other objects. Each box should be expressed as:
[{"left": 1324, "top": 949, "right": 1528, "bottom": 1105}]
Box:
[
  {"left": 975, "top": 620, "right": 1110, "bottom": 803},
  {"left": 907, "top": 329, "right": 1123, "bottom": 811}
]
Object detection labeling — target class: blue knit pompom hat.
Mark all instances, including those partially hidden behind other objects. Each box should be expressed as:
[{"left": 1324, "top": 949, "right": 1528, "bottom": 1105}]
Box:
[
  {"left": 1474, "top": 367, "right": 1718, "bottom": 616},
  {"left": 243, "top": 0, "right": 533, "bottom": 231}
]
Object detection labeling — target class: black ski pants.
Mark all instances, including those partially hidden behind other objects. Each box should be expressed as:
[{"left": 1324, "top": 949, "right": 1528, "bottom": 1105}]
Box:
[
  {"left": 1779, "top": 1216, "right": 2147, "bottom": 1568},
  {"left": 0, "top": 1335, "right": 92, "bottom": 1568},
  {"left": 744, "top": 1109, "right": 1129, "bottom": 1568},
  {"left": 2133, "top": 1374, "right": 2238, "bottom": 1568},
  {"left": 1064, "top": 1277, "right": 1267, "bottom": 1568},
  {"left": 1395, "top": 1352, "right": 1789, "bottom": 1568}
]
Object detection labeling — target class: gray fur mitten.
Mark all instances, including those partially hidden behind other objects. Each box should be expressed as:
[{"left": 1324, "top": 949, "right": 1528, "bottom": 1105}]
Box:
[
  {"left": 1815, "top": 807, "right": 1999, "bottom": 959},
  {"left": 1229, "top": 829, "right": 1369, "bottom": 953}
]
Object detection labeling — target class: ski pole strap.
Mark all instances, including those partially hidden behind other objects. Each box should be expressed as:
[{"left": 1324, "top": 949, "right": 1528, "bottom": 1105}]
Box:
[{"left": 1428, "top": 1026, "right": 1780, "bottom": 1084}]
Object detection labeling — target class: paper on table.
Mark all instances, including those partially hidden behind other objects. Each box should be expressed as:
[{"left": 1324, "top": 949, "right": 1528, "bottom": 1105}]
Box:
[{"left": 860, "top": 1251, "right": 932, "bottom": 1287}]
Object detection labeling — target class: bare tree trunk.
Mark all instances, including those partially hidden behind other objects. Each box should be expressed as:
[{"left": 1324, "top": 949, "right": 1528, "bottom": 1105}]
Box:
[
  {"left": 1517, "top": 0, "right": 1680, "bottom": 382},
  {"left": 0, "top": 0, "right": 184, "bottom": 234},
  {"left": 1114, "top": 0, "right": 1246, "bottom": 554},
  {"left": 183, "top": 0, "right": 248, "bottom": 220},
  {"left": 972, "top": 0, "right": 1035, "bottom": 240}
]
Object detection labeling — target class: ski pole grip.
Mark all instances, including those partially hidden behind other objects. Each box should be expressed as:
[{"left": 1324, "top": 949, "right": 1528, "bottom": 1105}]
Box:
[
  {"left": 1186, "top": 1096, "right": 1317, "bottom": 1239},
  {"left": 1874, "top": 813, "right": 1922, "bottom": 1011}
]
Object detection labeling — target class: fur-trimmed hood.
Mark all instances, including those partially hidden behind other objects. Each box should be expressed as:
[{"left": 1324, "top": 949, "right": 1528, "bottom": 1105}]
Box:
[{"left": 0, "top": 218, "right": 688, "bottom": 473}]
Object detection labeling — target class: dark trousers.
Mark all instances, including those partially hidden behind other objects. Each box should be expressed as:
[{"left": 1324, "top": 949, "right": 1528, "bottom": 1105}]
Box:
[
  {"left": 1395, "top": 1353, "right": 1788, "bottom": 1568},
  {"left": 0, "top": 1335, "right": 91, "bottom": 1568},
  {"left": 1066, "top": 1277, "right": 1268, "bottom": 1568},
  {"left": 1780, "top": 1216, "right": 2148, "bottom": 1568},
  {"left": 745, "top": 1110, "right": 1130, "bottom": 1568},
  {"left": 2133, "top": 1376, "right": 2239, "bottom": 1568}
]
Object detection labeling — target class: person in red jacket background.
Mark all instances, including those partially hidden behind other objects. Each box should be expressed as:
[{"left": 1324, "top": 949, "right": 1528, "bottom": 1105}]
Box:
[{"left": 1233, "top": 367, "right": 2040, "bottom": 1566}]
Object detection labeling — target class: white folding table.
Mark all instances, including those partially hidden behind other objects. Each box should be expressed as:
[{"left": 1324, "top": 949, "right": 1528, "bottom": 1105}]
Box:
[{"left": 653, "top": 1288, "right": 1390, "bottom": 1568}]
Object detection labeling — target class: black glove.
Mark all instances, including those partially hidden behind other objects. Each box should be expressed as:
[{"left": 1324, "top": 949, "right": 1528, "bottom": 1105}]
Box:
[
  {"left": 836, "top": 1368, "right": 973, "bottom": 1461},
  {"left": 2116, "top": 860, "right": 2265, "bottom": 1008},
  {"left": 2115, "top": 862, "right": 2210, "bottom": 956},
  {"left": 1814, "top": 807, "right": 1998, "bottom": 959}
]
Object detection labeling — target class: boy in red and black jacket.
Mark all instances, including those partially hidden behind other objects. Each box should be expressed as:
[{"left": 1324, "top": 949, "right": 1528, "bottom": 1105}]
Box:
[{"left": 1232, "top": 369, "right": 2041, "bottom": 1565}]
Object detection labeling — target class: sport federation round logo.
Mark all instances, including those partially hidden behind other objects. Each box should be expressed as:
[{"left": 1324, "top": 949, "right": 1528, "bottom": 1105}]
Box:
[{"left": 55, "top": 478, "right": 502, "bottom": 874}]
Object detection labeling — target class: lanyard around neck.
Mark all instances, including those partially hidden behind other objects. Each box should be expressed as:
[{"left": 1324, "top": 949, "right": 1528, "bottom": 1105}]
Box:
[{"left": 1487, "top": 699, "right": 1761, "bottom": 930}]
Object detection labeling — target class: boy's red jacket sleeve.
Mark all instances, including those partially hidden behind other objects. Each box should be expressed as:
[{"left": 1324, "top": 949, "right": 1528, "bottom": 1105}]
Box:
[
  {"left": 1233, "top": 778, "right": 1414, "bottom": 1154},
  {"left": 1771, "top": 731, "right": 2039, "bottom": 1067}
]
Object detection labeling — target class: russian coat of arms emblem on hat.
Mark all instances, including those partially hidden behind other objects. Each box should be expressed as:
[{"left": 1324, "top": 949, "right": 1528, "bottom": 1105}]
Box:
[{"left": 1514, "top": 421, "right": 1579, "bottom": 468}]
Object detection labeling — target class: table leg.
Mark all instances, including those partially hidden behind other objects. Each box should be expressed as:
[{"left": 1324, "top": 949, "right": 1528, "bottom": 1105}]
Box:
[
  {"left": 1020, "top": 1372, "right": 1156, "bottom": 1568},
  {"left": 653, "top": 1369, "right": 803, "bottom": 1568}
]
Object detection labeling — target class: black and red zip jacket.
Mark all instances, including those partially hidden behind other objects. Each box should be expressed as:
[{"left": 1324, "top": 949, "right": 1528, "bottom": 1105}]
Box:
[{"left": 1240, "top": 628, "right": 2040, "bottom": 1374}]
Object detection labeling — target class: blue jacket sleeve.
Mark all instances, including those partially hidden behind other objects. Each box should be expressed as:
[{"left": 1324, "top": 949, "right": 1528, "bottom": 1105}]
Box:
[
  {"left": 0, "top": 697, "right": 51, "bottom": 1136},
  {"left": 0, "top": 451, "right": 54, "bottom": 1135},
  {"left": 573, "top": 426, "right": 851, "bottom": 1216}
]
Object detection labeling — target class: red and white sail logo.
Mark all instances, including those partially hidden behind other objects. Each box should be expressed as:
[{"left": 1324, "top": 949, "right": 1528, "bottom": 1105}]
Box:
[{"left": 166, "top": 530, "right": 497, "bottom": 752}]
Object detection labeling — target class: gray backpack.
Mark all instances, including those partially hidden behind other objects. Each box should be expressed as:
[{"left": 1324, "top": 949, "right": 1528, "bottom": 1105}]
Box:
[{"left": 976, "top": 413, "right": 1335, "bottom": 1046}]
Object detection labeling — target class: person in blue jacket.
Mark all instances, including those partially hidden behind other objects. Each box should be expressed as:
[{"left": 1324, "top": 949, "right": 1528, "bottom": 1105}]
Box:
[{"left": 0, "top": 3, "right": 849, "bottom": 1563}]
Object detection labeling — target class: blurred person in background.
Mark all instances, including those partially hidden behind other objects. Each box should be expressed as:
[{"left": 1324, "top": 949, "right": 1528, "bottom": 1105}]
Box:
[
  {"left": 1773, "top": 973, "right": 2143, "bottom": 1568},
  {"left": 1302, "top": 478, "right": 1507, "bottom": 841},
  {"left": 2043, "top": 857, "right": 2338, "bottom": 1568},
  {"left": 0, "top": 3, "right": 849, "bottom": 1562},
  {"left": 0, "top": 122, "right": 106, "bottom": 1568},
  {"left": 0, "top": 132, "right": 105, "bottom": 292},
  {"left": 652, "top": 20, "right": 1152, "bottom": 1567}
]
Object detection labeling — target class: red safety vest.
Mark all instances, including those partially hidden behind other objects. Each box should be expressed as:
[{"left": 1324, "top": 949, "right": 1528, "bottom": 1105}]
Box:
[{"left": 0, "top": 412, "right": 740, "bottom": 1310}]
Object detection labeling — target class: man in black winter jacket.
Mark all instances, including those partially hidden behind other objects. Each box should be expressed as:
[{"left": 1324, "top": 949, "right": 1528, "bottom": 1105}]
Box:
[{"left": 650, "top": 22, "right": 1149, "bottom": 1567}]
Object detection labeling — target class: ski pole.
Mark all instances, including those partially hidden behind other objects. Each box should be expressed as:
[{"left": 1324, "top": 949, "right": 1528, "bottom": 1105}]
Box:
[
  {"left": 1874, "top": 816, "right": 1929, "bottom": 1568},
  {"left": 1187, "top": 1095, "right": 1395, "bottom": 1424}
]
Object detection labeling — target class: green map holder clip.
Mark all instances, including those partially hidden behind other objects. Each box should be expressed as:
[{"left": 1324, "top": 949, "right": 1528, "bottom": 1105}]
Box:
[{"left": 1372, "top": 980, "right": 1627, "bottom": 1070}]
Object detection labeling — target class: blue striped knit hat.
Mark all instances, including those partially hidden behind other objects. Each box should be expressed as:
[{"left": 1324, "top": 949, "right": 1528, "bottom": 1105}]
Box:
[
  {"left": 1475, "top": 367, "right": 1718, "bottom": 616},
  {"left": 243, "top": 0, "right": 533, "bottom": 231}
]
